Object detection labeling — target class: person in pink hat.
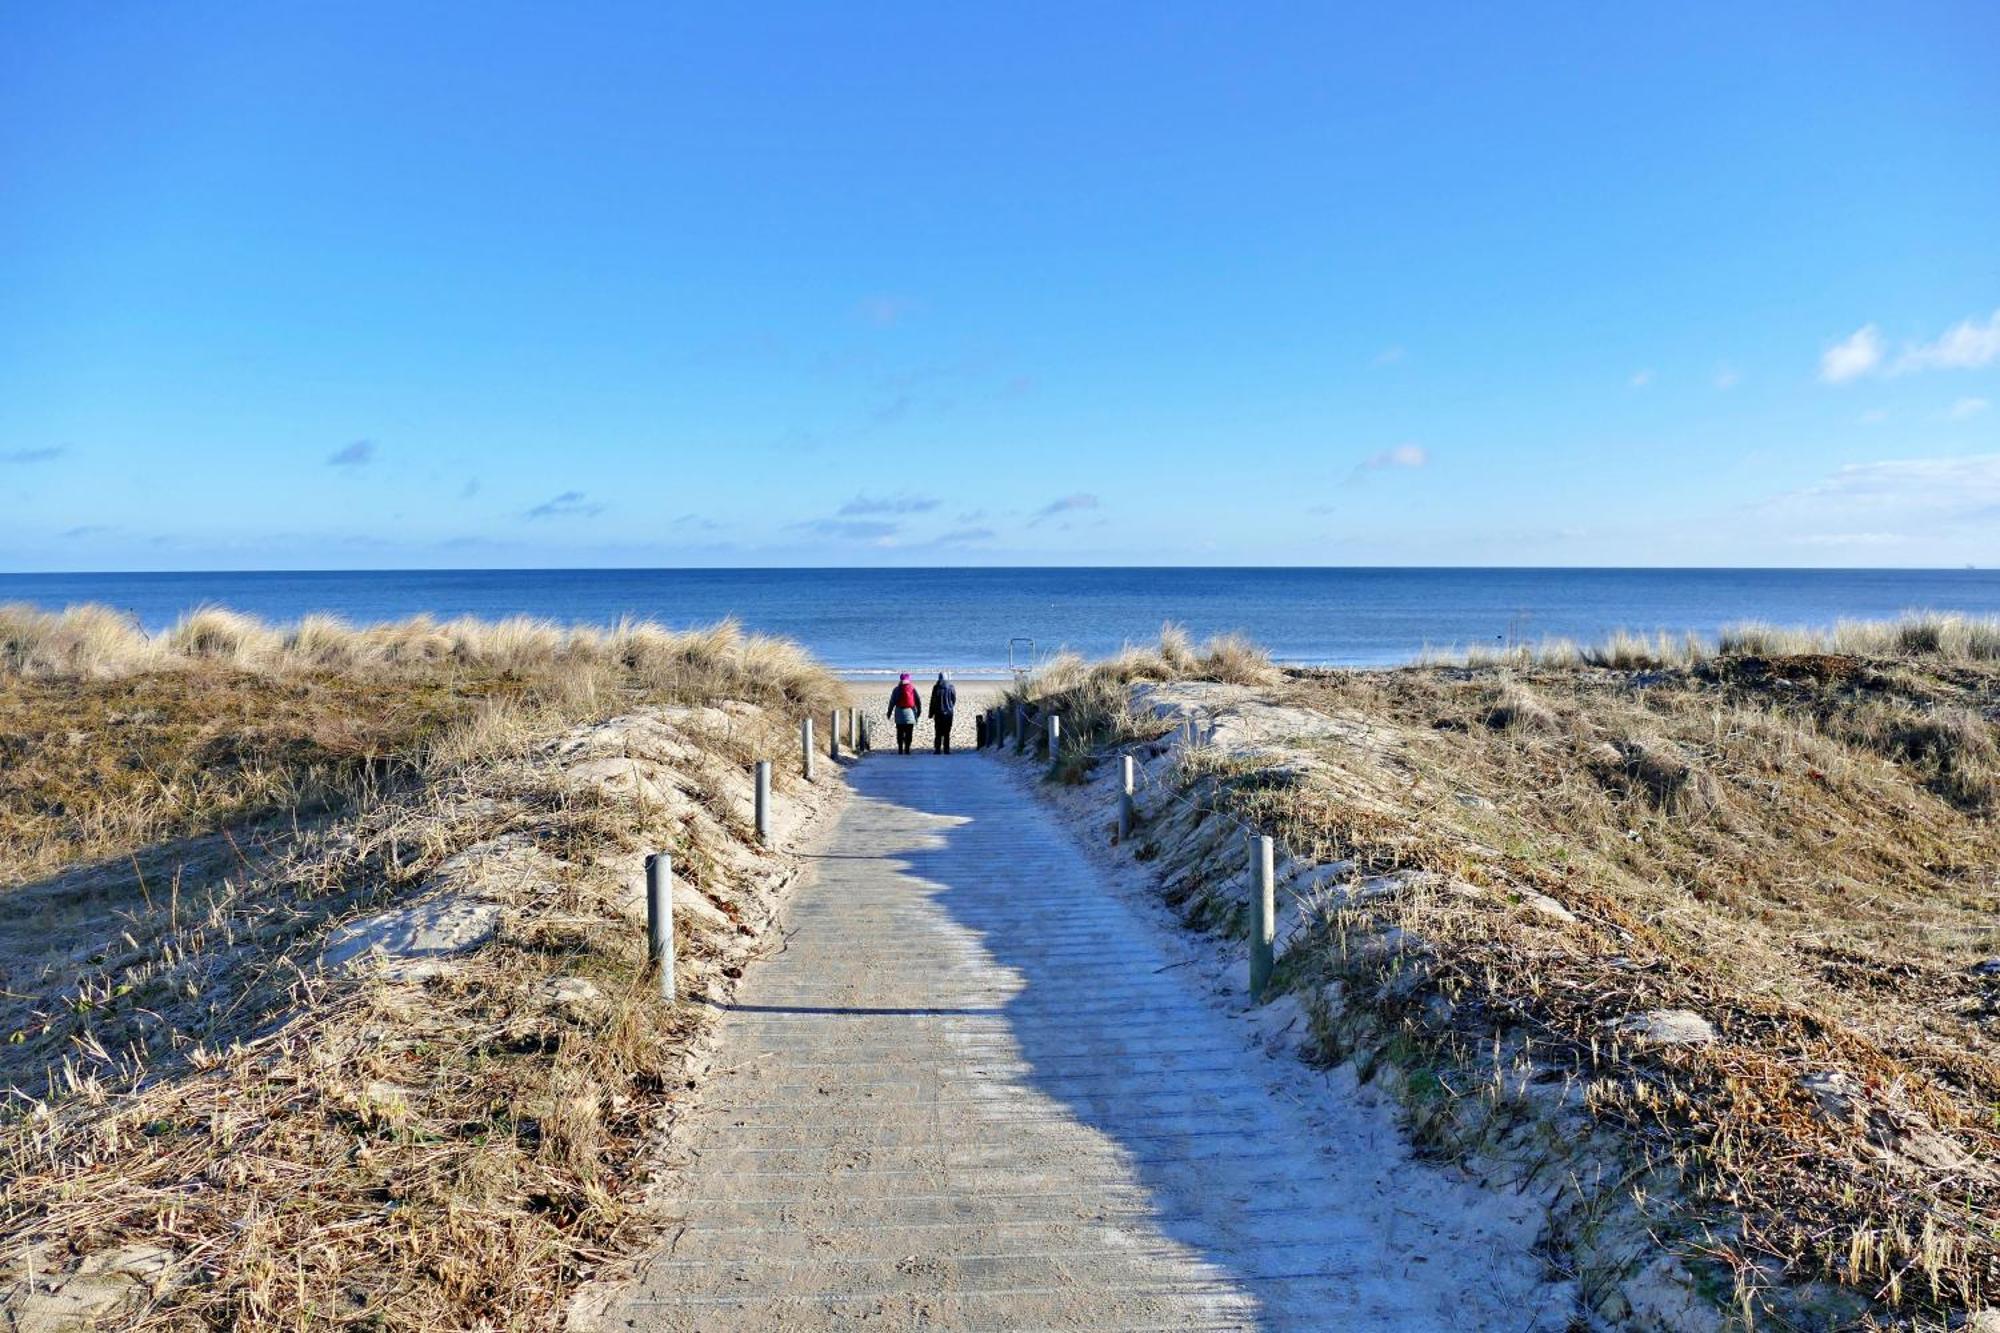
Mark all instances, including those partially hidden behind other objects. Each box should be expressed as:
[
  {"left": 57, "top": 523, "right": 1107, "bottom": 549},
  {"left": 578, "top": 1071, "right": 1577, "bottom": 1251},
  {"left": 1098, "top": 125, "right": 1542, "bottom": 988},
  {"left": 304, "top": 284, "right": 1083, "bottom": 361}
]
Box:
[{"left": 886, "top": 673, "right": 923, "bottom": 754}]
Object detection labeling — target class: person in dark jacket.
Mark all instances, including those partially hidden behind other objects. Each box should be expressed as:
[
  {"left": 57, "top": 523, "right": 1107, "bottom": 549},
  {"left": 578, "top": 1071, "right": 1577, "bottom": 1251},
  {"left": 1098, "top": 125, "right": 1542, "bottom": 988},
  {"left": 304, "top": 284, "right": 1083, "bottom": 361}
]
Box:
[
  {"left": 929, "top": 672, "right": 957, "bottom": 753},
  {"left": 887, "top": 673, "right": 922, "bottom": 754}
]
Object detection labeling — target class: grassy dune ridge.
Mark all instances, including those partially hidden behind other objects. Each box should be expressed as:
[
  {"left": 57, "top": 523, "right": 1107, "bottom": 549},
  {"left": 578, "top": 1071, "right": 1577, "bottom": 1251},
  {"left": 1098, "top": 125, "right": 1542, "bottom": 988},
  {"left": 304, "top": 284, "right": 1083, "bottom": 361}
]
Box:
[
  {"left": 1008, "top": 615, "right": 2000, "bottom": 1325},
  {"left": 0, "top": 604, "right": 844, "bottom": 1328},
  {"left": 0, "top": 603, "right": 838, "bottom": 883}
]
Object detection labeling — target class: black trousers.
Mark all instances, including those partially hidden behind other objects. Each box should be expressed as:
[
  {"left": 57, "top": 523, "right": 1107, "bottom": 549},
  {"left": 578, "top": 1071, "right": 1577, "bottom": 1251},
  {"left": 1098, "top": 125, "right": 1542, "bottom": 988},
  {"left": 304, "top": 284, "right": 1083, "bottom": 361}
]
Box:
[
  {"left": 895, "top": 722, "right": 915, "bottom": 753},
  {"left": 933, "top": 714, "right": 954, "bottom": 753}
]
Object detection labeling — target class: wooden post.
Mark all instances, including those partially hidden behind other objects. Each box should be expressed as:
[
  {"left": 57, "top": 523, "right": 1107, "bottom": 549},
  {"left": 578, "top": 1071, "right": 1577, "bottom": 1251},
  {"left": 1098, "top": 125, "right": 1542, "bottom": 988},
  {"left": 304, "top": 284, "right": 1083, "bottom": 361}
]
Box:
[
  {"left": 1119, "top": 754, "right": 1136, "bottom": 839},
  {"left": 645, "top": 852, "right": 674, "bottom": 1000},
  {"left": 829, "top": 709, "right": 841, "bottom": 759},
  {"left": 754, "top": 760, "right": 771, "bottom": 845},
  {"left": 802, "top": 718, "right": 815, "bottom": 780},
  {"left": 1250, "top": 834, "right": 1275, "bottom": 1001},
  {"left": 848, "top": 707, "right": 859, "bottom": 750},
  {"left": 1014, "top": 703, "right": 1027, "bottom": 753},
  {"left": 1047, "top": 713, "right": 1061, "bottom": 774}
]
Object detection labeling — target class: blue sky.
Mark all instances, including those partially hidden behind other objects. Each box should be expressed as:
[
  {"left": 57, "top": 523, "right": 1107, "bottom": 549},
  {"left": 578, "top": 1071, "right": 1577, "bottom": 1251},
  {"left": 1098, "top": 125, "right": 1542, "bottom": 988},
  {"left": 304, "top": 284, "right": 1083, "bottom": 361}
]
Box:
[{"left": 3, "top": 3, "right": 1997, "bottom": 569}]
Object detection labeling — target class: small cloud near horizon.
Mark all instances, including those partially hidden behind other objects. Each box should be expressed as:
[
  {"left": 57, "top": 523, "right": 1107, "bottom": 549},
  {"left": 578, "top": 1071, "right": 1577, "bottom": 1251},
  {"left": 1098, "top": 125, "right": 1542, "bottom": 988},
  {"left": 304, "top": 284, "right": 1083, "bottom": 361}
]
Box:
[
  {"left": 1028, "top": 493, "right": 1100, "bottom": 525},
  {"left": 1, "top": 446, "right": 64, "bottom": 464},
  {"left": 917, "top": 526, "right": 996, "bottom": 548},
  {"left": 839, "top": 494, "right": 940, "bottom": 516},
  {"left": 327, "top": 440, "right": 376, "bottom": 468},
  {"left": 791, "top": 517, "right": 901, "bottom": 543},
  {"left": 1766, "top": 454, "right": 2000, "bottom": 534},
  {"left": 1353, "top": 444, "right": 1429, "bottom": 477},
  {"left": 525, "top": 490, "right": 606, "bottom": 520}
]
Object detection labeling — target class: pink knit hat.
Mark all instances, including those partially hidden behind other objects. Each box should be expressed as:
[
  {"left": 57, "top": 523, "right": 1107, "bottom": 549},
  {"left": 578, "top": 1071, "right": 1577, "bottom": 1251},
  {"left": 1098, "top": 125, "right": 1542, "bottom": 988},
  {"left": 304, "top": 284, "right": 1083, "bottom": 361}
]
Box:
[{"left": 899, "top": 673, "right": 910, "bottom": 681}]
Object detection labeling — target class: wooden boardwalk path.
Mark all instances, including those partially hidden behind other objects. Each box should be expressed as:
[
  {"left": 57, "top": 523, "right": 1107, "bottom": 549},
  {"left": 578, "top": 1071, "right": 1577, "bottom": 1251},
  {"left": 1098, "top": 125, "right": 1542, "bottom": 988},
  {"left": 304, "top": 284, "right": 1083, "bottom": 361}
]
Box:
[{"left": 612, "top": 751, "right": 1566, "bottom": 1330}]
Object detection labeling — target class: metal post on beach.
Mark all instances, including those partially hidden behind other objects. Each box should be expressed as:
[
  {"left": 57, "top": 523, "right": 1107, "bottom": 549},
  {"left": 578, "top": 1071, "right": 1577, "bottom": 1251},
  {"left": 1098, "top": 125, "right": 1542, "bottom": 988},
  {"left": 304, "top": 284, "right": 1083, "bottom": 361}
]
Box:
[
  {"left": 1119, "top": 754, "right": 1136, "bottom": 839},
  {"left": 754, "top": 760, "right": 771, "bottom": 846},
  {"left": 645, "top": 851, "right": 674, "bottom": 1001},
  {"left": 802, "top": 718, "right": 815, "bottom": 780},
  {"left": 1249, "top": 835, "right": 1275, "bottom": 1001}
]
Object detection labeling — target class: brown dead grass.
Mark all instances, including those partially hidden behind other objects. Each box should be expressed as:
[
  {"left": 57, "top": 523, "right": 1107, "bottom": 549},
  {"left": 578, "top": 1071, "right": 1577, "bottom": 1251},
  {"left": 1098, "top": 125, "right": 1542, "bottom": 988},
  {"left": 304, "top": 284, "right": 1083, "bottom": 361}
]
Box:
[
  {"left": 1013, "top": 619, "right": 2000, "bottom": 1323},
  {"left": 0, "top": 605, "right": 841, "bottom": 885},
  {"left": 0, "top": 606, "right": 843, "bottom": 1329}
]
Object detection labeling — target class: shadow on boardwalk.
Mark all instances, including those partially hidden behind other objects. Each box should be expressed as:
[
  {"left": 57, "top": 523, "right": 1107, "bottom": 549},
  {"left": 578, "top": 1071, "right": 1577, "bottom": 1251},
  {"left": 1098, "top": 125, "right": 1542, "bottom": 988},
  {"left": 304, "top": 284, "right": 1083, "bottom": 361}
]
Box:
[{"left": 614, "top": 753, "right": 1569, "bottom": 1331}]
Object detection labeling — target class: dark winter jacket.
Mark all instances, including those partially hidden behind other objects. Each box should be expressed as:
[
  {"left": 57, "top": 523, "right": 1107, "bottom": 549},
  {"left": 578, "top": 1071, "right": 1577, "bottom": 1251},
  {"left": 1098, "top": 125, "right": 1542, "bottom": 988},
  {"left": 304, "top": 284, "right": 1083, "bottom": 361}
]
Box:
[
  {"left": 930, "top": 676, "right": 957, "bottom": 718},
  {"left": 888, "top": 681, "right": 922, "bottom": 719}
]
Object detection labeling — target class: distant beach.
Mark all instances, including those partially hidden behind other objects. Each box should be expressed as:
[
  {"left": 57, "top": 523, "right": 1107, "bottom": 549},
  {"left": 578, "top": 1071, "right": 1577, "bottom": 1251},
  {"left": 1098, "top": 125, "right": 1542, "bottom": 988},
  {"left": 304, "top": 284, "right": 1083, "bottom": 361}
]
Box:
[{"left": 5, "top": 566, "right": 2000, "bottom": 672}]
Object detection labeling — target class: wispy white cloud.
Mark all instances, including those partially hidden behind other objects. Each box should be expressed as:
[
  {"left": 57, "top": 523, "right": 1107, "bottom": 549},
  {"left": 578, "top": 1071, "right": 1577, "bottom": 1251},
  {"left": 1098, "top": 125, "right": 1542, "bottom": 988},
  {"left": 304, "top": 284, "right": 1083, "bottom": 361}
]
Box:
[
  {"left": 1819, "top": 325, "right": 1883, "bottom": 383},
  {"left": 792, "top": 517, "right": 900, "bottom": 543},
  {"left": 1790, "top": 531, "right": 1910, "bottom": 547},
  {"left": 1358, "top": 443, "right": 1429, "bottom": 472},
  {"left": 916, "top": 526, "right": 996, "bottom": 548},
  {"left": 1628, "top": 369, "right": 1655, "bottom": 389},
  {"left": 1371, "top": 345, "right": 1406, "bottom": 368},
  {"left": 1946, "top": 396, "right": 1990, "bottom": 421},
  {"left": 1820, "top": 310, "right": 2000, "bottom": 383},
  {"left": 1859, "top": 408, "right": 1890, "bottom": 425},
  {"left": 1029, "top": 493, "right": 1099, "bottom": 525},
  {"left": 839, "top": 494, "right": 940, "bottom": 516},
  {"left": 1713, "top": 366, "right": 1741, "bottom": 391},
  {"left": 1897, "top": 309, "right": 2000, "bottom": 375},
  {"left": 327, "top": 439, "right": 376, "bottom": 468},
  {"left": 1771, "top": 453, "right": 2000, "bottom": 522},
  {"left": 525, "top": 490, "right": 606, "bottom": 520}
]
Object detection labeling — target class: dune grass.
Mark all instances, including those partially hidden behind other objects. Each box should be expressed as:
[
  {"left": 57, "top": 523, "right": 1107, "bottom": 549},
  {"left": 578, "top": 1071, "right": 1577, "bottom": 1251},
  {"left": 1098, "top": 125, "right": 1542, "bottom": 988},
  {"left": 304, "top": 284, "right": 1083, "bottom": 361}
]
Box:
[
  {"left": 1009, "top": 615, "right": 2000, "bottom": 1323},
  {"left": 0, "top": 605, "right": 844, "bottom": 1328},
  {"left": 0, "top": 604, "right": 840, "bottom": 885},
  {"left": 1412, "top": 610, "right": 2000, "bottom": 672}
]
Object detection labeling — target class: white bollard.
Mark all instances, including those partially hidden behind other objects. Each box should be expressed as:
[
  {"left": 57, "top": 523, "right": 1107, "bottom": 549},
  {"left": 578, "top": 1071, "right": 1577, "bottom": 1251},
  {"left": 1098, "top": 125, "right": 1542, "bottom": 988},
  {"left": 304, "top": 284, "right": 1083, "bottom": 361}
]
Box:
[
  {"left": 1249, "top": 835, "right": 1275, "bottom": 1000},
  {"left": 645, "top": 851, "right": 674, "bottom": 1000},
  {"left": 754, "top": 760, "right": 771, "bottom": 845},
  {"left": 1119, "top": 754, "right": 1136, "bottom": 839},
  {"left": 802, "top": 718, "right": 815, "bottom": 781}
]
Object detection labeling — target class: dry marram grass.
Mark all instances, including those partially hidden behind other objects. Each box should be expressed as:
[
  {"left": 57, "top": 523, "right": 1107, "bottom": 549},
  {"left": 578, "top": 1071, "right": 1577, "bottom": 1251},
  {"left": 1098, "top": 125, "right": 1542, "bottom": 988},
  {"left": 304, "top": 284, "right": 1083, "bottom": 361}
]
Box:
[
  {"left": 1009, "top": 617, "right": 2000, "bottom": 1325},
  {"left": 0, "top": 605, "right": 843, "bottom": 1328}
]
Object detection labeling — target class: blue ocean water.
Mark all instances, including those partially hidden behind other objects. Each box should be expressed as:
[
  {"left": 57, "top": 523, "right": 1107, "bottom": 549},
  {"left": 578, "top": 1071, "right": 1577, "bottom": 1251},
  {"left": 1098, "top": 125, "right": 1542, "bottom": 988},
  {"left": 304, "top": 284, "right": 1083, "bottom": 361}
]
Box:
[{"left": 4, "top": 567, "right": 2000, "bottom": 672}]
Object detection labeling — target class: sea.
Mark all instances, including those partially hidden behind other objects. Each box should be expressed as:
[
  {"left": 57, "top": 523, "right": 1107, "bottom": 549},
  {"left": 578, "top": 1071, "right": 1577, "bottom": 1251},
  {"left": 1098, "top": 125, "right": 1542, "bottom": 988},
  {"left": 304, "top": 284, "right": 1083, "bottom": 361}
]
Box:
[{"left": 5, "top": 567, "right": 2000, "bottom": 674}]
